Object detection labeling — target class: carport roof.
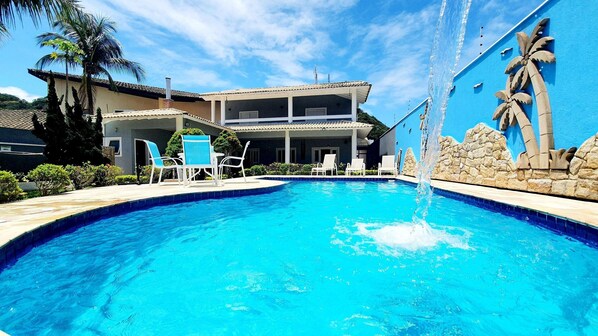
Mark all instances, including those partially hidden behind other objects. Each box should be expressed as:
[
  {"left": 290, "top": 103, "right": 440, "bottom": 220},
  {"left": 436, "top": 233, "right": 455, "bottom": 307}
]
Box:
[
  {"left": 102, "top": 108, "right": 231, "bottom": 131},
  {"left": 230, "top": 121, "right": 373, "bottom": 138}
]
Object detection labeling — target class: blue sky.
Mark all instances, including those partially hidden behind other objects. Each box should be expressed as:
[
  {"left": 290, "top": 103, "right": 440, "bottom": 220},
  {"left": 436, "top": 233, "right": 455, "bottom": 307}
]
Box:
[{"left": 0, "top": 0, "right": 545, "bottom": 126}]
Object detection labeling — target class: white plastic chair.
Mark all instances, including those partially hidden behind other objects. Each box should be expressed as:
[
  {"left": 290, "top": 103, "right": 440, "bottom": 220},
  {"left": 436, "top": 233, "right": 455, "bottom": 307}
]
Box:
[
  {"left": 311, "top": 154, "right": 337, "bottom": 175},
  {"left": 345, "top": 158, "right": 365, "bottom": 176},
  {"left": 143, "top": 140, "right": 183, "bottom": 185},
  {"left": 219, "top": 141, "right": 251, "bottom": 182},
  {"left": 378, "top": 155, "right": 398, "bottom": 177}
]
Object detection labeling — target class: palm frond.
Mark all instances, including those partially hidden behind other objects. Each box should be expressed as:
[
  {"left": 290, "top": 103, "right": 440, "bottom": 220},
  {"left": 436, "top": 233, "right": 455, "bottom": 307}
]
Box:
[
  {"left": 529, "top": 18, "right": 550, "bottom": 46},
  {"left": 516, "top": 32, "right": 529, "bottom": 56},
  {"left": 494, "top": 90, "right": 508, "bottom": 101},
  {"left": 529, "top": 36, "right": 554, "bottom": 54},
  {"left": 511, "top": 66, "right": 525, "bottom": 90},
  {"left": 512, "top": 92, "right": 532, "bottom": 105},
  {"left": 530, "top": 50, "right": 556, "bottom": 63},
  {"left": 106, "top": 58, "right": 145, "bottom": 82},
  {"left": 0, "top": 22, "right": 8, "bottom": 40},
  {"left": 492, "top": 102, "right": 508, "bottom": 120},
  {"left": 504, "top": 56, "right": 523, "bottom": 74},
  {"left": 0, "top": 0, "right": 78, "bottom": 28},
  {"left": 498, "top": 110, "right": 510, "bottom": 131}
]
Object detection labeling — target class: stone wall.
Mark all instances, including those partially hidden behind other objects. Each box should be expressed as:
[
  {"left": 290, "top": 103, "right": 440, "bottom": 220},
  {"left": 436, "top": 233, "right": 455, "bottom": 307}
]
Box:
[{"left": 401, "top": 123, "right": 598, "bottom": 201}]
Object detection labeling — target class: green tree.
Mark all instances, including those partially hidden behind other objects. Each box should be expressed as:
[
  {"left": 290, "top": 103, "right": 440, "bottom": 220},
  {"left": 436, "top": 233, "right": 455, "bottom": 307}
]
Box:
[
  {"left": 30, "top": 96, "right": 48, "bottom": 109},
  {"left": 213, "top": 130, "right": 242, "bottom": 157},
  {"left": 38, "top": 8, "right": 145, "bottom": 114},
  {"left": 0, "top": 93, "right": 29, "bottom": 109},
  {"left": 64, "top": 87, "right": 105, "bottom": 164},
  {"left": 0, "top": 0, "right": 76, "bottom": 40},
  {"left": 36, "top": 37, "right": 83, "bottom": 104},
  {"left": 357, "top": 108, "right": 389, "bottom": 140},
  {"left": 165, "top": 128, "right": 205, "bottom": 158},
  {"left": 32, "top": 74, "right": 70, "bottom": 164}
]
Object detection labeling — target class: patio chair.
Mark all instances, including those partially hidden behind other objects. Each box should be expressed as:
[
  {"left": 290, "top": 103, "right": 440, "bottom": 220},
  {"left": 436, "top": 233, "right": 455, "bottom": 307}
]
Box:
[
  {"left": 143, "top": 140, "right": 183, "bottom": 185},
  {"left": 345, "top": 158, "right": 365, "bottom": 176},
  {"left": 378, "top": 155, "right": 398, "bottom": 177},
  {"left": 311, "top": 154, "right": 337, "bottom": 176},
  {"left": 181, "top": 135, "right": 219, "bottom": 186},
  {"left": 219, "top": 141, "right": 251, "bottom": 183}
]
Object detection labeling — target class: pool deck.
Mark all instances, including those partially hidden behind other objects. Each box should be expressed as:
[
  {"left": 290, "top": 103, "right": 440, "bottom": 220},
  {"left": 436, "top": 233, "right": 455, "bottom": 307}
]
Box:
[{"left": 0, "top": 175, "right": 596, "bottom": 251}]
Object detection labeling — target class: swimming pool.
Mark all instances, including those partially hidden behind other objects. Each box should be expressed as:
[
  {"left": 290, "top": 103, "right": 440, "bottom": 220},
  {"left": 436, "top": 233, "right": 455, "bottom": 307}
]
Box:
[{"left": 0, "top": 181, "right": 597, "bottom": 334}]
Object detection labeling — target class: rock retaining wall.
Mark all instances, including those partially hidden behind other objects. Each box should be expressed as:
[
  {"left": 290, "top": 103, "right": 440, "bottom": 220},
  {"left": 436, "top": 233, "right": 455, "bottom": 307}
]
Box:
[{"left": 402, "top": 123, "right": 598, "bottom": 201}]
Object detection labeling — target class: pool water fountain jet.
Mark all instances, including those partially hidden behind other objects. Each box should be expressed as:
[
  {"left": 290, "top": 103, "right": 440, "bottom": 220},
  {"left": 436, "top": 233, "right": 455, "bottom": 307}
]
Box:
[{"left": 362, "top": 0, "right": 472, "bottom": 251}]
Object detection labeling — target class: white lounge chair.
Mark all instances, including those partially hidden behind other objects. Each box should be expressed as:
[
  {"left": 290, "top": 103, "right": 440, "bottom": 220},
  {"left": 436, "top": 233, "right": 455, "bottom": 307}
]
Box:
[
  {"left": 143, "top": 140, "right": 183, "bottom": 185},
  {"left": 378, "top": 155, "right": 398, "bottom": 177},
  {"left": 345, "top": 158, "right": 365, "bottom": 176},
  {"left": 181, "top": 135, "right": 220, "bottom": 186},
  {"left": 311, "top": 154, "right": 337, "bottom": 175},
  {"left": 219, "top": 141, "right": 251, "bottom": 183}
]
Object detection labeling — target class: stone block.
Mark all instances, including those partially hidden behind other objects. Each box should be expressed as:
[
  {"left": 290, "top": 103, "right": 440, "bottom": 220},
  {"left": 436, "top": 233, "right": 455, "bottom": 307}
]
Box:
[
  {"left": 551, "top": 180, "right": 577, "bottom": 197},
  {"left": 527, "top": 179, "right": 552, "bottom": 194},
  {"left": 578, "top": 168, "right": 598, "bottom": 180},
  {"left": 495, "top": 172, "right": 509, "bottom": 188},
  {"left": 569, "top": 157, "right": 583, "bottom": 175},
  {"left": 507, "top": 178, "right": 528, "bottom": 191},
  {"left": 574, "top": 179, "right": 598, "bottom": 200},
  {"left": 548, "top": 171, "right": 568, "bottom": 180},
  {"left": 481, "top": 178, "right": 496, "bottom": 187},
  {"left": 531, "top": 170, "right": 550, "bottom": 179}
]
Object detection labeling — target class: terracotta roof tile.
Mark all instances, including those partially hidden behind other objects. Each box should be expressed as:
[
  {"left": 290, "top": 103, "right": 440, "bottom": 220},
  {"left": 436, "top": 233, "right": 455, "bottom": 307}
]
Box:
[{"left": 0, "top": 109, "right": 46, "bottom": 130}]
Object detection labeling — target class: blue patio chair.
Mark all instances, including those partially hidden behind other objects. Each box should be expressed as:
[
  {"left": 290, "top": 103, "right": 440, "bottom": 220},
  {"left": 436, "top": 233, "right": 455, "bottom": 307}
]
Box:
[
  {"left": 219, "top": 141, "right": 251, "bottom": 183},
  {"left": 181, "top": 135, "right": 219, "bottom": 185},
  {"left": 143, "top": 140, "right": 183, "bottom": 185}
]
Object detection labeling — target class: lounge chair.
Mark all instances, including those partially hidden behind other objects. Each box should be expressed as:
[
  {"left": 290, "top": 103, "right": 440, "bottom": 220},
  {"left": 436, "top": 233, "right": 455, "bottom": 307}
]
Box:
[
  {"left": 143, "top": 140, "right": 183, "bottom": 185},
  {"left": 181, "top": 135, "right": 220, "bottom": 185},
  {"left": 219, "top": 141, "right": 251, "bottom": 183},
  {"left": 345, "top": 158, "right": 365, "bottom": 176},
  {"left": 378, "top": 155, "right": 398, "bottom": 177},
  {"left": 311, "top": 154, "right": 337, "bottom": 175}
]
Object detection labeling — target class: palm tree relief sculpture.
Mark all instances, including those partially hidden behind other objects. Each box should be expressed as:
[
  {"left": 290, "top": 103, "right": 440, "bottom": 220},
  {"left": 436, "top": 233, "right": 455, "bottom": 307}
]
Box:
[{"left": 493, "top": 18, "right": 576, "bottom": 170}]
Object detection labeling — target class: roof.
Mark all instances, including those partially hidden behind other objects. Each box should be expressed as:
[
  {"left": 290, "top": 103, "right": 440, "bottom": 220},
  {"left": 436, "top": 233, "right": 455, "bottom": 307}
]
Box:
[
  {"left": 0, "top": 109, "right": 45, "bottom": 130},
  {"left": 201, "top": 81, "right": 372, "bottom": 103},
  {"left": 230, "top": 120, "right": 373, "bottom": 138},
  {"left": 102, "top": 108, "right": 230, "bottom": 131},
  {"left": 28, "top": 69, "right": 204, "bottom": 102}
]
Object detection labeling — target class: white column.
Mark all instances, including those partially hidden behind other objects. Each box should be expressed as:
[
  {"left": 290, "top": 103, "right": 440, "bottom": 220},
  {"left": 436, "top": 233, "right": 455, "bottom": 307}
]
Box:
[
  {"left": 351, "top": 88, "right": 357, "bottom": 122},
  {"left": 351, "top": 129, "right": 357, "bottom": 159},
  {"left": 220, "top": 98, "right": 226, "bottom": 125},
  {"left": 285, "top": 130, "right": 291, "bottom": 164},
  {"left": 288, "top": 96, "right": 293, "bottom": 123},
  {"left": 176, "top": 116, "right": 184, "bottom": 131},
  {"left": 211, "top": 100, "right": 216, "bottom": 122}
]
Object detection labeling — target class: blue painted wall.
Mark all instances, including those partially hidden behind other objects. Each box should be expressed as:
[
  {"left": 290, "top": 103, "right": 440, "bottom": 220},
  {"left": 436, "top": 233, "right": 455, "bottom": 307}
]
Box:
[{"left": 387, "top": 0, "right": 598, "bottom": 164}]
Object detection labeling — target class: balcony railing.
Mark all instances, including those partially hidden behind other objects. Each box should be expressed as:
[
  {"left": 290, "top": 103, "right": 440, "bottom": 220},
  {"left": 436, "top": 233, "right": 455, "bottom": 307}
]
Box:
[{"left": 224, "top": 114, "right": 353, "bottom": 125}]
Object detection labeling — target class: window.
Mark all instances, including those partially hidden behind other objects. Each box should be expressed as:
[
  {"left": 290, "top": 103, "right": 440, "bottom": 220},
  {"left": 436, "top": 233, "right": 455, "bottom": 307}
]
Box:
[
  {"left": 103, "top": 137, "right": 122, "bottom": 157},
  {"left": 312, "top": 147, "right": 339, "bottom": 163},
  {"left": 114, "top": 109, "right": 134, "bottom": 113},
  {"left": 247, "top": 148, "right": 260, "bottom": 166},
  {"left": 305, "top": 107, "right": 327, "bottom": 116},
  {"left": 276, "top": 147, "right": 296, "bottom": 163},
  {"left": 239, "top": 110, "right": 259, "bottom": 119},
  {"left": 0, "top": 145, "right": 11, "bottom": 152}
]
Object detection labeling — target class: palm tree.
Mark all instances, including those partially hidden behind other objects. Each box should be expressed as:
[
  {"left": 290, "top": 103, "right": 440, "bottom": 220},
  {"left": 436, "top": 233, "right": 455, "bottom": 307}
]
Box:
[
  {"left": 504, "top": 18, "right": 555, "bottom": 169},
  {"left": 38, "top": 9, "right": 145, "bottom": 114},
  {"left": 36, "top": 37, "right": 83, "bottom": 104},
  {"left": 0, "top": 0, "right": 76, "bottom": 40},
  {"left": 492, "top": 75, "right": 540, "bottom": 169}
]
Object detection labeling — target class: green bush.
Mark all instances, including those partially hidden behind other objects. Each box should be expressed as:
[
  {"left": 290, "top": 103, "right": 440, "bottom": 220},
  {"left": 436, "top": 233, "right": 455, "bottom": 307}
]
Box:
[
  {"left": 115, "top": 175, "right": 138, "bottom": 185},
  {"left": 246, "top": 164, "right": 267, "bottom": 176},
  {"left": 0, "top": 170, "right": 23, "bottom": 202},
  {"left": 165, "top": 128, "right": 205, "bottom": 158},
  {"left": 27, "top": 164, "right": 71, "bottom": 196},
  {"left": 93, "top": 164, "right": 123, "bottom": 186},
  {"left": 141, "top": 165, "right": 158, "bottom": 184},
  {"left": 65, "top": 163, "right": 96, "bottom": 189}
]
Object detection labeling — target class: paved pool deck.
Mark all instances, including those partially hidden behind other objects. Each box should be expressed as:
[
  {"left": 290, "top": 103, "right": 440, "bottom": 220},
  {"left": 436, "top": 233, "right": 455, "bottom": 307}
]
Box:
[{"left": 0, "top": 175, "right": 596, "bottom": 251}]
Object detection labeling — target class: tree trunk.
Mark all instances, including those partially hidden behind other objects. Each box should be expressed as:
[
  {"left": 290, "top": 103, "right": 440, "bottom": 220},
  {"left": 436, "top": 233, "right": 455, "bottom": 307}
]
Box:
[
  {"left": 65, "top": 64, "right": 69, "bottom": 105},
  {"left": 528, "top": 62, "right": 554, "bottom": 169},
  {"left": 86, "top": 72, "right": 94, "bottom": 115},
  {"left": 512, "top": 103, "right": 540, "bottom": 169}
]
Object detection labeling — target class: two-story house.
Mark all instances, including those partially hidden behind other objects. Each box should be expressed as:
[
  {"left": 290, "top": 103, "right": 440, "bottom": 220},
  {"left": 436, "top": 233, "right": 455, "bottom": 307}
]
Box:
[{"left": 29, "top": 69, "right": 373, "bottom": 174}]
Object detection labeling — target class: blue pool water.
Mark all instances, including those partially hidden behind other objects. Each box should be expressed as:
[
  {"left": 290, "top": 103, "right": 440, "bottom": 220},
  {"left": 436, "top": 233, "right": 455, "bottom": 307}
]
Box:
[{"left": 0, "top": 181, "right": 597, "bottom": 335}]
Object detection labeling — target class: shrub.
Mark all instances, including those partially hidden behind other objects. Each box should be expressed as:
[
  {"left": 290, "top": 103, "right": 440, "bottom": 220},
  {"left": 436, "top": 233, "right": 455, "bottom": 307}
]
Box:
[
  {"left": 65, "top": 163, "right": 96, "bottom": 189},
  {"left": 27, "top": 164, "right": 70, "bottom": 196},
  {"left": 115, "top": 175, "right": 138, "bottom": 185},
  {"left": 165, "top": 128, "right": 204, "bottom": 158},
  {"left": 247, "top": 165, "right": 267, "bottom": 176},
  {"left": 141, "top": 165, "right": 158, "bottom": 184},
  {"left": 0, "top": 170, "right": 23, "bottom": 202},
  {"left": 93, "top": 164, "right": 123, "bottom": 186}
]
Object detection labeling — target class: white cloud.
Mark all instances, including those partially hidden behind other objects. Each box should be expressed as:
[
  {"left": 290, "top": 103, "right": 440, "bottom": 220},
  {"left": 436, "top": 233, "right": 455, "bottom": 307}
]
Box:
[{"left": 0, "top": 86, "right": 41, "bottom": 102}]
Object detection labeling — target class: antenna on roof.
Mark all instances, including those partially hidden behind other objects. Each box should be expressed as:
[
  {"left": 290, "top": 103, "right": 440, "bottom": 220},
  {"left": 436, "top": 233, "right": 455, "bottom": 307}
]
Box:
[
  {"left": 314, "top": 66, "right": 318, "bottom": 84},
  {"left": 479, "top": 26, "right": 484, "bottom": 55}
]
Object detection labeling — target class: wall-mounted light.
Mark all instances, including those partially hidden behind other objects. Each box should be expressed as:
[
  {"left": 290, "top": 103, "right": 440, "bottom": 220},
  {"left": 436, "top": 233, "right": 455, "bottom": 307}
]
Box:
[
  {"left": 184, "top": 121, "right": 190, "bottom": 127},
  {"left": 500, "top": 47, "right": 513, "bottom": 55},
  {"left": 473, "top": 82, "right": 483, "bottom": 89},
  {"left": 114, "top": 127, "right": 118, "bottom": 133}
]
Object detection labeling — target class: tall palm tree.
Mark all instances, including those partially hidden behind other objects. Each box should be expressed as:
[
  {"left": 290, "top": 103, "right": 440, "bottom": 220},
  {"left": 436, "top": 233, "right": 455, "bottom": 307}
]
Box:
[
  {"left": 504, "top": 18, "right": 555, "bottom": 169},
  {"left": 38, "top": 9, "right": 145, "bottom": 114},
  {"left": 0, "top": 0, "right": 76, "bottom": 40},
  {"left": 493, "top": 75, "right": 540, "bottom": 169},
  {"left": 36, "top": 37, "right": 83, "bottom": 104}
]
